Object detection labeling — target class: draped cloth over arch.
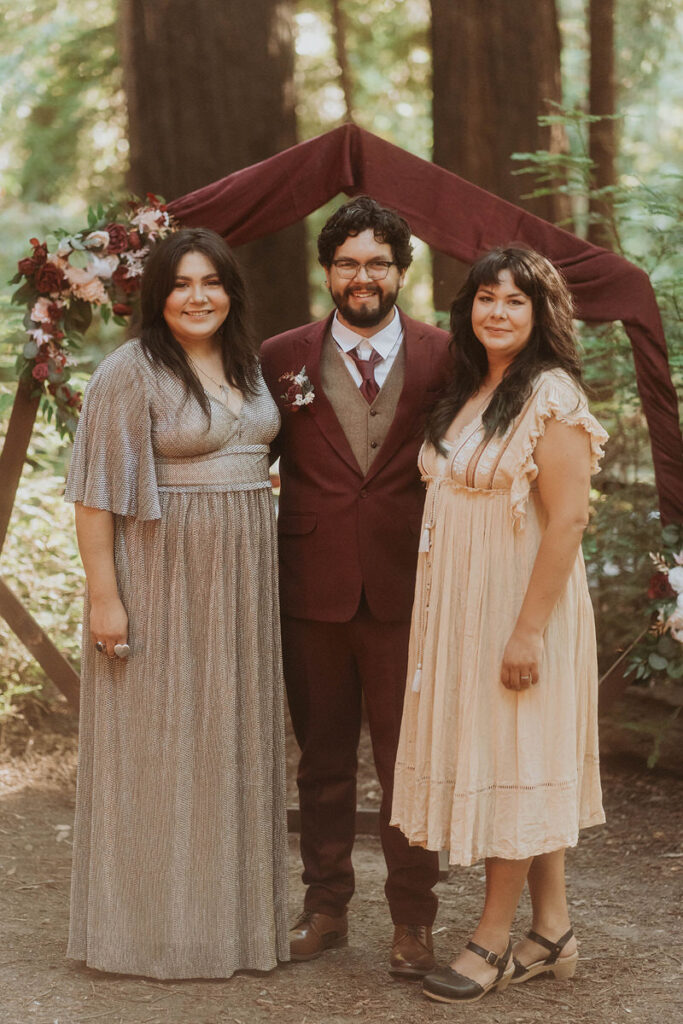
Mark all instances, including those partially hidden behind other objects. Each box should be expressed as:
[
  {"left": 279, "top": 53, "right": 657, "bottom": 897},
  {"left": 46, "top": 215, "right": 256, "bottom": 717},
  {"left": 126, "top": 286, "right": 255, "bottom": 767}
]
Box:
[{"left": 168, "top": 124, "right": 682, "bottom": 523}]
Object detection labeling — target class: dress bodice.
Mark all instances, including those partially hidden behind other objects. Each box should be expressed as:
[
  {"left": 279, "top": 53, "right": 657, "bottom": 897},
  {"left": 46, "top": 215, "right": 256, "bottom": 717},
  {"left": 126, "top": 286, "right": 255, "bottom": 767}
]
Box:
[{"left": 418, "top": 369, "right": 607, "bottom": 527}]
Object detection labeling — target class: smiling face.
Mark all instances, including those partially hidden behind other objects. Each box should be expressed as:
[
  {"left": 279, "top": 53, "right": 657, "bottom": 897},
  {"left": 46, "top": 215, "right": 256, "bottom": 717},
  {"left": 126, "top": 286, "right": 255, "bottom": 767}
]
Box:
[
  {"left": 162, "top": 250, "right": 231, "bottom": 347},
  {"left": 471, "top": 269, "right": 534, "bottom": 369},
  {"left": 324, "top": 228, "right": 406, "bottom": 334}
]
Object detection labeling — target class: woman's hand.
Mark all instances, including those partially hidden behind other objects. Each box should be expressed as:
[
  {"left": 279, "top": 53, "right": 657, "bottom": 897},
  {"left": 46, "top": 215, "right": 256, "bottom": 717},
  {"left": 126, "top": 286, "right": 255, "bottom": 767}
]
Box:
[
  {"left": 500, "top": 627, "right": 543, "bottom": 690},
  {"left": 90, "top": 596, "right": 128, "bottom": 659}
]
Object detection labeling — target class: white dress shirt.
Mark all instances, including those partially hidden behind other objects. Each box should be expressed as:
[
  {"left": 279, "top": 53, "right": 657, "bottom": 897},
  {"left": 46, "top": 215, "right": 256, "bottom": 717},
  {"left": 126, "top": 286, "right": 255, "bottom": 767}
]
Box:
[{"left": 331, "top": 307, "right": 404, "bottom": 391}]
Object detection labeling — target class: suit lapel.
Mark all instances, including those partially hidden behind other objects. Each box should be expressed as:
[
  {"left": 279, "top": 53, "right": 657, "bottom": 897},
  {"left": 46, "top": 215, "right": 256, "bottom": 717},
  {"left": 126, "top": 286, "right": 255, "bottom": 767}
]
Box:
[
  {"left": 302, "top": 314, "right": 363, "bottom": 476},
  {"left": 364, "top": 312, "right": 433, "bottom": 484}
]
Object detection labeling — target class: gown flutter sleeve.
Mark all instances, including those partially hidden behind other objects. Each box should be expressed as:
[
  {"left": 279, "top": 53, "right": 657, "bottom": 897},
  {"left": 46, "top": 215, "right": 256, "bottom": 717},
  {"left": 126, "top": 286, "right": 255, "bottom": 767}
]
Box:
[
  {"left": 509, "top": 370, "right": 609, "bottom": 527},
  {"left": 64, "top": 341, "right": 161, "bottom": 521}
]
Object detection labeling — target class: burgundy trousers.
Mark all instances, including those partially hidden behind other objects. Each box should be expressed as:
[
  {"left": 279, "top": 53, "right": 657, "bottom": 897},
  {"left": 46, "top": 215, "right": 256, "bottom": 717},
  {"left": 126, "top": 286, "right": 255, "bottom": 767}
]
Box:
[{"left": 281, "top": 596, "right": 439, "bottom": 925}]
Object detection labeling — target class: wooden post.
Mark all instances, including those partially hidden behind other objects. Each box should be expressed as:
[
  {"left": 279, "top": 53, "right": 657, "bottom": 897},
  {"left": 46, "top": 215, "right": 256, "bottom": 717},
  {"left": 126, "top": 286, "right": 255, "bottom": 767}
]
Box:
[
  {"left": 0, "top": 576, "right": 80, "bottom": 712},
  {"left": 0, "top": 381, "right": 40, "bottom": 553},
  {"left": 0, "top": 380, "right": 81, "bottom": 709}
]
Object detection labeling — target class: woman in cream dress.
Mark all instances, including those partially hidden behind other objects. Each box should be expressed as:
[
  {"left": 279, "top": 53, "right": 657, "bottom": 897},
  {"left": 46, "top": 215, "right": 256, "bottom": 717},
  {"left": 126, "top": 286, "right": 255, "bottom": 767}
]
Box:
[
  {"left": 65, "top": 229, "right": 288, "bottom": 979},
  {"left": 391, "top": 247, "right": 607, "bottom": 1004}
]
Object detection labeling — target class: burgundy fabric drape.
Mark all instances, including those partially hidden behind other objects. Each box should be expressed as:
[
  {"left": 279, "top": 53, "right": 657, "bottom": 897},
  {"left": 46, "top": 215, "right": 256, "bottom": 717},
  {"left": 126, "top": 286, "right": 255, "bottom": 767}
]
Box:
[{"left": 167, "top": 124, "right": 682, "bottom": 522}]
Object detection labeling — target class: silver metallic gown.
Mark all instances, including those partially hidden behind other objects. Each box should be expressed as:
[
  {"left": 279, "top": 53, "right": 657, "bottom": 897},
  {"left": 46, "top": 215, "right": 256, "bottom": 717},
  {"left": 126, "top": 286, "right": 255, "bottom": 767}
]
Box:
[{"left": 65, "top": 340, "right": 289, "bottom": 979}]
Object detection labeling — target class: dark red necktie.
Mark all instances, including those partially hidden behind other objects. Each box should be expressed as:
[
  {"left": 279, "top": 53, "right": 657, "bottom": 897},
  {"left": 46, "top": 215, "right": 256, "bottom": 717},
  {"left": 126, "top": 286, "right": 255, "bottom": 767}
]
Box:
[{"left": 347, "top": 346, "right": 382, "bottom": 404}]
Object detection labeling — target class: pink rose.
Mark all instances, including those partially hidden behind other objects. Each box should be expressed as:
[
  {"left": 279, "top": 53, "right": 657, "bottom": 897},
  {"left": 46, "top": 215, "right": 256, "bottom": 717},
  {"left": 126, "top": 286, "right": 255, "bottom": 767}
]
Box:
[{"left": 31, "top": 363, "right": 50, "bottom": 381}]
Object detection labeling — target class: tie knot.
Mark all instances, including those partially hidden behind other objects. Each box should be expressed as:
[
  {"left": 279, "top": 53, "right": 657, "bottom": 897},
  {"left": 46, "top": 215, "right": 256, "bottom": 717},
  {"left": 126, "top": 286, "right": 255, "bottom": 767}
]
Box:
[
  {"left": 347, "top": 345, "right": 382, "bottom": 403},
  {"left": 353, "top": 346, "right": 381, "bottom": 380}
]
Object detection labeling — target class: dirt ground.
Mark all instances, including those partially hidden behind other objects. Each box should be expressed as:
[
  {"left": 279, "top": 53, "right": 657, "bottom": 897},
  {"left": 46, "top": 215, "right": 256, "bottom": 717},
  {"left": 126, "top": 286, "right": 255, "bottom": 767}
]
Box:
[{"left": 0, "top": 689, "right": 681, "bottom": 1024}]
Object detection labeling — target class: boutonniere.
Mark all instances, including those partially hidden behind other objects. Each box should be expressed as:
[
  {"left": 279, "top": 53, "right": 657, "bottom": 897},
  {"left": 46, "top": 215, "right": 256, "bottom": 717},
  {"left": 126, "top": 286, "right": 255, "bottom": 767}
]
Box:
[{"left": 278, "top": 365, "right": 315, "bottom": 411}]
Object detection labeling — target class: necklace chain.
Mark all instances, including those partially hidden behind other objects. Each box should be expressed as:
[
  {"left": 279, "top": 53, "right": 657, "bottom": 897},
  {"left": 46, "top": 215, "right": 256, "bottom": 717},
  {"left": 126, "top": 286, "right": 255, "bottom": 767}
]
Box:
[{"left": 188, "top": 354, "right": 227, "bottom": 391}]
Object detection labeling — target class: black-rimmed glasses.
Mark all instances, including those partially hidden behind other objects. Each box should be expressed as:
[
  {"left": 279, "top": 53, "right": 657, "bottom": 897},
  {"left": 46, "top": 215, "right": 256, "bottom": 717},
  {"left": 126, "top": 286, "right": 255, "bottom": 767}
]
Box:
[{"left": 330, "top": 259, "right": 396, "bottom": 281}]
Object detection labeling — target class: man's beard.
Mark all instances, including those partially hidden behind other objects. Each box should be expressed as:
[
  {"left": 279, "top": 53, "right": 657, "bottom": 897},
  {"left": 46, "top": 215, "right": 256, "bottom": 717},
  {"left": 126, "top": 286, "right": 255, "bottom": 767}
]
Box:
[{"left": 332, "top": 283, "right": 399, "bottom": 328}]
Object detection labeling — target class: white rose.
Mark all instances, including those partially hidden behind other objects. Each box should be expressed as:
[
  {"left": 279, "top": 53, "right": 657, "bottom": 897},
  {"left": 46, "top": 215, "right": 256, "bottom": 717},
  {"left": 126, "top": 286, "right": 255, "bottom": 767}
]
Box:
[
  {"left": 667, "top": 566, "right": 683, "bottom": 594},
  {"left": 83, "top": 230, "right": 110, "bottom": 250},
  {"left": 667, "top": 608, "right": 683, "bottom": 643},
  {"left": 88, "top": 254, "right": 119, "bottom": 279}
]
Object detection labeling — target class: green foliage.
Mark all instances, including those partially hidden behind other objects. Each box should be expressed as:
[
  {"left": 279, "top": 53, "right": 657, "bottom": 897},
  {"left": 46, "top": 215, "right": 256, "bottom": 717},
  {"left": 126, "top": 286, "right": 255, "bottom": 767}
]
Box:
[
  {"left": 0, "top": 0, "right": 125, "bottom": 204},
  {"left": 295, "top": 0, "right": 432, "bottom": 156},
  {"left": 0, "top": 381, "right": 84, "bottom": 718},
  {"left": 512, "top": 104, "right": 682, "bottom": 693}
]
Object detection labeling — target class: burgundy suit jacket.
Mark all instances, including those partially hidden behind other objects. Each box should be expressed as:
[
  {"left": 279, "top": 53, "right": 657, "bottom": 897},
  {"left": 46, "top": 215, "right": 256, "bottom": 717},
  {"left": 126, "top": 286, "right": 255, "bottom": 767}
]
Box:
[{"left": 260, "top": 310, "right": 451, "bottom": 623}]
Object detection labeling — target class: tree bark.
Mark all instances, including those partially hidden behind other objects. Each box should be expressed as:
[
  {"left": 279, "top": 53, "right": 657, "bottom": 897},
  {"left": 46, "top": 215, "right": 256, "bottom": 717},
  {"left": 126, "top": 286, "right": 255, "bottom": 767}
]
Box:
[
  {"left": 430, "top": 0, "right": 570, "bottom": 310},
  {"left": 119, "top": 0, "right": 309, "bottom": 338},
  {"left": 330, "top": 0, "right": 354, "bottom": 122},
  {"left": 588, "top": 0, "right": 617, "bottom": 249}
]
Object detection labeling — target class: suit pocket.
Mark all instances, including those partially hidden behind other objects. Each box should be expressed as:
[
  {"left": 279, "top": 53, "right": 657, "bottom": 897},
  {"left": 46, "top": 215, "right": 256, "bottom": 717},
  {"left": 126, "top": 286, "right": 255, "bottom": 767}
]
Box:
[{"left": 278, "top": 513, "right": 317, "bottom": 535}]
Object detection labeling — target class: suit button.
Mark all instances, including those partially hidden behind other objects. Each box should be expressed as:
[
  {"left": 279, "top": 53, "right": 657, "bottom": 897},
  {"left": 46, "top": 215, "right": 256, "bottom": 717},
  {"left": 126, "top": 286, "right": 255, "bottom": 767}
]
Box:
[
  {"left": 370, "top": 441, "right": 378, "bottom": 448},
  {"left": 369, "top": 409, "right": 378, "bottom": 416},
  {"left": 360, "top": 489, "right": 368, "bottom": 498}
]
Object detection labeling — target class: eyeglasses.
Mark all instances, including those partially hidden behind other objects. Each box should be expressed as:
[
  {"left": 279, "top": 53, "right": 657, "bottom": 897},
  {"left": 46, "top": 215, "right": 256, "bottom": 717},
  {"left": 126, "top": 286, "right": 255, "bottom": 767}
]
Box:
[{"left": 330, "top": 259, "right": 397, "bottom": 281}]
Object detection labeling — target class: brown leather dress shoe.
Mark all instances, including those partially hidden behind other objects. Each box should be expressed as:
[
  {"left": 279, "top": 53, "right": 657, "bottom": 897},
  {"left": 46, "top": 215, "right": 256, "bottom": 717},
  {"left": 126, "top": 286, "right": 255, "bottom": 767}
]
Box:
[
  {"left": 390, "top": 924, "right": 436, "bottom": 978},
  {"left": 289, "top": 910, "right": 348, "bottom": 961}
]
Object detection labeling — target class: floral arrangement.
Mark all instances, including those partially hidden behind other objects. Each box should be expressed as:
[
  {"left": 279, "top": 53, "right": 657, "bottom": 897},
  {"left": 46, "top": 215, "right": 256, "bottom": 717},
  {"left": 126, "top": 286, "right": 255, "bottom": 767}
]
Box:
[
  {"left": 9, "top": 194, "right": 178, "bottom": 435},
  {"left": 278, "top": 366, "right": 315, "bottom": 411},
  {"left": 628, "top": 523, "right": 683, "bottom": 683}
]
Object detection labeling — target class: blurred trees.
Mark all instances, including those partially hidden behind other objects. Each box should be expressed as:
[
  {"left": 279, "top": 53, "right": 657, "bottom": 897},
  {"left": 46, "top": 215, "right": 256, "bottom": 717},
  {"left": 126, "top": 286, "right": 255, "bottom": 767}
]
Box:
[
  {"left": 1, "top": 0, "right": 681, "bottom": 692},
  {"left": 588, "top": 0, "right": 617, "bottom": 247},
  {"left": 119, "top": 0, "right": 308, "bottom": 338},
  {"left": 429, "top": 0, "right": 570, "bottom": 307}
]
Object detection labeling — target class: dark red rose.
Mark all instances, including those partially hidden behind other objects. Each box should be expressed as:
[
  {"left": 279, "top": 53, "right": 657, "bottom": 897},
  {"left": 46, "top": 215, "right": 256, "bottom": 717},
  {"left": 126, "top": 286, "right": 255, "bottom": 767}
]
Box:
[
  {"left": 31, "top": 362, "right": 50, "bottom": 381},
  {"left": 112, "top": 302, "right": 133, "bottom": 316},
  {"left": 112, "top": 266, "right": 139, "bottom": 294},
  {"left": 31, "top": 241, "right": 48, "bottom": 265},
  {"left": 286, "top": 383, "right": 300, "bottom": 404},
  {"left": 17, "top": 257, "right": 37, "bottom": 277},
  {"left": 647, "top": 572, "right": 676, "bottom": 601},
  {"left": 128, "top": 230, "right": 142, "bottom": 249},
  {"left": 34, "top": 262, "right": 65, "bottom": 294},
  {"left": 47, "top": 303, "right": 63, "bottom": 320},
  {"left": 67, "top": 392, "right": 82, "bottom": 409},
  {"left": 106, "top": 223, "right": 129, "bottom": 254}
]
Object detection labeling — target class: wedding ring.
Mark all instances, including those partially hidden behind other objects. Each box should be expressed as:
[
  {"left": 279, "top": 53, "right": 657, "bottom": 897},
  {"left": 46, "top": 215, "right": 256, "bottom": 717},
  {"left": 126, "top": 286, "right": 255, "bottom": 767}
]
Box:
[
  {"left": 520, "top": 674, "right": 531, "bottom": 681},
  {"left": 114, "top": 643, "right": 130, "bottom": 659},
  {"left": 95, "top": 641, "right": 106, "bottom": 653}
]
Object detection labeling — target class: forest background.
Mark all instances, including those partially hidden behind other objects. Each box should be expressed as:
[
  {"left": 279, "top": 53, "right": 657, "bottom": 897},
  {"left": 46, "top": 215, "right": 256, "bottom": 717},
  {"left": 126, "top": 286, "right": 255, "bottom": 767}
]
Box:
[{"left": 0, "top": 0, "right": 681, "bottom": 734}]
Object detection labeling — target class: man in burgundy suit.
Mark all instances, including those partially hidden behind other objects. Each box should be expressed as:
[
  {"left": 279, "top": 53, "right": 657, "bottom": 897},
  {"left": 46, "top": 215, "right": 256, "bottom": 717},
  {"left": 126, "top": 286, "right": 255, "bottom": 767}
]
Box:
[{"left": 260, "top": 196, "right": 451, "bottom": 976}]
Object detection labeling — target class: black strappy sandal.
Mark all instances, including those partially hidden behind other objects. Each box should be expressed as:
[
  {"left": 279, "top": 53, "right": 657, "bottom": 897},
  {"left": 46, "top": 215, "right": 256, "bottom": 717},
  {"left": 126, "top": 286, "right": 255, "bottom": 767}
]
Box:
[
  {"left": 511, "top": 927, "right": 578, "bottom": 984},
  {"left": 422, "top": 939, "right": 513, "bottom": 1003}
]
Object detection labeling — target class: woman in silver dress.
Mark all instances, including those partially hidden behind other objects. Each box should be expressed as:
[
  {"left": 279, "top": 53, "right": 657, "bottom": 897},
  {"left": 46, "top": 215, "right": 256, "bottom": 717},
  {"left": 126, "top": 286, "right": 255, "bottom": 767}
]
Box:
[{"left": 65, "top": 228, "right": 289, "bottom": 979}]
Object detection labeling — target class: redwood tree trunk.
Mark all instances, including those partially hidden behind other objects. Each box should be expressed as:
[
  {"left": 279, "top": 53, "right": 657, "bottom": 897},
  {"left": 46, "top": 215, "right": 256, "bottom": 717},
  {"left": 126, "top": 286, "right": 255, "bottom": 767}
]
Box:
[
  {"left": 430, "top": 0, "right": 570, "bottom": 310},
  {"left": 119, "top": 0, "right": 309, "bottom": 338},
  {"left": 588, "top": 0, "right": 617, "bottom": 249}
]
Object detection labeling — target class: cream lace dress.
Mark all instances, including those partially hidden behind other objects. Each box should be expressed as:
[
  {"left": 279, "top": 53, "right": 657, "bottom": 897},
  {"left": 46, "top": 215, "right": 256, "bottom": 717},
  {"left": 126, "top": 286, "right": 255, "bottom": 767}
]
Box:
[
  {"left": 391, "top": 370, "right": 608, "bottom": 867},
  {"left": 65, "top": 341, "right": 289, "bottom": 978}
]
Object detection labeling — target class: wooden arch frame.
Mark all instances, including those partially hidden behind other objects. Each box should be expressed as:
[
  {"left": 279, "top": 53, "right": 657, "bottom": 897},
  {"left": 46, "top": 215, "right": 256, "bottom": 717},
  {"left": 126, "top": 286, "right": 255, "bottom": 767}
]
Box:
[{"left": 1, "top": 124, "right": 681, "bottom": 712}]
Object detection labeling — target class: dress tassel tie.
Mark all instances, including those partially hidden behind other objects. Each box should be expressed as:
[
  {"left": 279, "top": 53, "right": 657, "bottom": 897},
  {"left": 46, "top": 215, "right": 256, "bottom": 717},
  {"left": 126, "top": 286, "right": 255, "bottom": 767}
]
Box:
[
  {"left": 411, "top": 665, "right": 422, "bottom": 693},
  {"left": 418, "top": 523, "right": 432, "bottom": 553}
]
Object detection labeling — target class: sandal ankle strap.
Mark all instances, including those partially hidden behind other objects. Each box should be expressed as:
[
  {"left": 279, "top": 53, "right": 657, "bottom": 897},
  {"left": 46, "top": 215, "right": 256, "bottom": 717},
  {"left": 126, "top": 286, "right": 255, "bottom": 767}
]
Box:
[
  {"left": 526, "top": 927, "right": 574, "bottom": 963},
  {"left": 466, "top": 938, "right": 512, "bottom": 973}
]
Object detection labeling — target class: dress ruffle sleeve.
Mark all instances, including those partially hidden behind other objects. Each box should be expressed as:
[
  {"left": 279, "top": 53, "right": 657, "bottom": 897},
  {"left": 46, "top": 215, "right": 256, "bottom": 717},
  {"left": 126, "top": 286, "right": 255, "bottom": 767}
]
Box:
[
  {"left": 64, "top": 342, "right": 161, "bottom": 520},
  {"left": 509, "top": 370, "right": 608, "bottom": 528}
]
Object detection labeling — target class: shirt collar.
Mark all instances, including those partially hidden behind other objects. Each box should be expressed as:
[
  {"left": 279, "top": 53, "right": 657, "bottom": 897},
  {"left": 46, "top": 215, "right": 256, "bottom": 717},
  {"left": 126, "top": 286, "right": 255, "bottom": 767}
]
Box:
[{"left": 331, "top": 307, "right": 403, "bottom": 358}]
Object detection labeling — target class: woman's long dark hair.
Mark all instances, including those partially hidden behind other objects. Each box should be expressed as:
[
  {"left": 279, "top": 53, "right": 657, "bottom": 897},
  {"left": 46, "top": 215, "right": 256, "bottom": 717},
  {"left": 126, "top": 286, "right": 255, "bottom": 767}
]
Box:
[
  {"left": 139, "top": 228, "right": 259, "bottom": 417},
  {"left": 426, "top": 246, "right": 584, "bottom": 453}
]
